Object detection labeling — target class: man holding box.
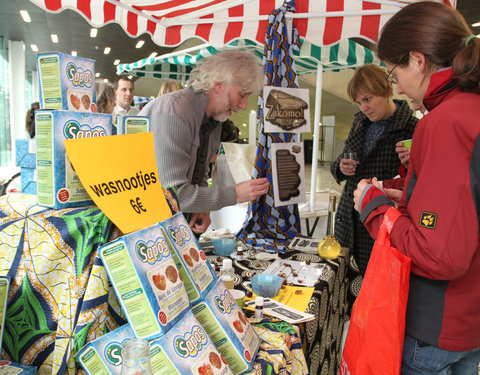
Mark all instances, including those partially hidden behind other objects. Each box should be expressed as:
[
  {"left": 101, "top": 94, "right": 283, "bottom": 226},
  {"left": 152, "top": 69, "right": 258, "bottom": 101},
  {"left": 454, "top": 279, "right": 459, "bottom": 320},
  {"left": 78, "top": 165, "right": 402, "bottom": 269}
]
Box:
[{"left": 140, "top": 51, "right": 269, "bottom": 235}]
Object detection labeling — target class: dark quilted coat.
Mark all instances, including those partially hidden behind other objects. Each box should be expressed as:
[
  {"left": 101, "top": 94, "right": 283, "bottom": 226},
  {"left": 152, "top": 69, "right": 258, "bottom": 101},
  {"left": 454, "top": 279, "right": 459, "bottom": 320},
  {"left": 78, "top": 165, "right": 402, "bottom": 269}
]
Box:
[{"left": 330, "top": 99, "right": 417, "bottom": 273}]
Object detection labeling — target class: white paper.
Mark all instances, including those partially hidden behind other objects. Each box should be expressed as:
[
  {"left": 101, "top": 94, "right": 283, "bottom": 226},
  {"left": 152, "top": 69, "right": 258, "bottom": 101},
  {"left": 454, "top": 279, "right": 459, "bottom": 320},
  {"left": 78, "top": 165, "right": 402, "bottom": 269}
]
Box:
[
  {"left": 244, "top": 298, "right": 315, "bottom": 324},
  {"left": 262, "top": 259, "right": 326, "bottom": 287}
]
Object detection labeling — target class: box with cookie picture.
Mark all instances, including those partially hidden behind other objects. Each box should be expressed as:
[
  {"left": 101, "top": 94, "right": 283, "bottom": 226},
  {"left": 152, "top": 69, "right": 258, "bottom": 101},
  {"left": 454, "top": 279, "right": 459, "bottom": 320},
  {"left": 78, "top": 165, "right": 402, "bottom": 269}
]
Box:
[
  {"left": 149, "top": 309, "right": 233, "bottom": 375},
  {"left": 35, "top": 110, "right": 112, "bottom": 209},
  {"left": 36, "top": 52, "right": 96, "bottom": 112},
  {"left": 191, "top": 279, "right": 260, "bottom": 375},
  {"left": 160, "top": 212, "right": 217, "bottom": 304},
  {"left": 98, "top": 222, "right": 190, "bottom": 341}
]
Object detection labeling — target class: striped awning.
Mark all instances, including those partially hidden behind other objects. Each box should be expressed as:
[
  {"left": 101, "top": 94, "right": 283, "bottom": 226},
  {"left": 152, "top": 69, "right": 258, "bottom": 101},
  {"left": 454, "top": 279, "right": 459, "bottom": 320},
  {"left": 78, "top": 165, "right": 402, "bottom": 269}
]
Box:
[
  {"left": 30, "top": 0, "right": 456, "bottom": 48},
  {"left": 117, "top": 38, "right": 383, "bottom": 79}
]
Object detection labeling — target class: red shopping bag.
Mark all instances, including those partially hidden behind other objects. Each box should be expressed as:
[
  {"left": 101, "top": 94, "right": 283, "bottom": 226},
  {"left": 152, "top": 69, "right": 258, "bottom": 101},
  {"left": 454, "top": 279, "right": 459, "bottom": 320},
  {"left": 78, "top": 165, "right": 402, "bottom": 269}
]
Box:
[{"left": 340, "top": 207, "right": 411, "bottom": 375}]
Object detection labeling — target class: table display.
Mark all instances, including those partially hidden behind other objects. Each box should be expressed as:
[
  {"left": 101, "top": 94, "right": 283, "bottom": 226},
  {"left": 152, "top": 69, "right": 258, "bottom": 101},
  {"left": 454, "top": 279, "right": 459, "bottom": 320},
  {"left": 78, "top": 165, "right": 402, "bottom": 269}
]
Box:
[
  {"left": 205, "top": 244, "right": 350, "bottom": 375},
  {"left": 0, "top": 193, "right": 347, "bottom": 374}
]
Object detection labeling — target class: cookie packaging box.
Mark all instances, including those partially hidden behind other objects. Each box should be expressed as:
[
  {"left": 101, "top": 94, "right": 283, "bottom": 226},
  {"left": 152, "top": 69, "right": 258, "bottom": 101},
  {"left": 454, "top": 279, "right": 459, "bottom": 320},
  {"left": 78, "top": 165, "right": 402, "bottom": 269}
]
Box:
[
  {"left": 149, "top": 310, "right": 233, "bottom": 375},
  {"left": 160, "top": 213, "right": 217, "bottom": 304},
  {"left": 0, "top": 361, "right": 37, "bottom": 374},
  {"left": 99, "top": 223, "right": 190, "bottom": 341},
  {"left": 36, "top": 52, "right": 96, "bottom": 112},
  {"left": 118, "top": 116, "right": 151, "bottom": 135},
  {"left": 192, "top": 279, "right": 260, "bottom": 374},
  {"left": 35, "top": 110, "right": 112, "bottom": 209}
]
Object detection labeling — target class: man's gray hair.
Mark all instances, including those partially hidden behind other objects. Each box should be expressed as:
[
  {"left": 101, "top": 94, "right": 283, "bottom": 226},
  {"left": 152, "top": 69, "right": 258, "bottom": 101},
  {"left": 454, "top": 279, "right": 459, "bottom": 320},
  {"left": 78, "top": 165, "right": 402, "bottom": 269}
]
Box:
[{"left": 187, "top": 50, "right": 263, "bottom": 94}]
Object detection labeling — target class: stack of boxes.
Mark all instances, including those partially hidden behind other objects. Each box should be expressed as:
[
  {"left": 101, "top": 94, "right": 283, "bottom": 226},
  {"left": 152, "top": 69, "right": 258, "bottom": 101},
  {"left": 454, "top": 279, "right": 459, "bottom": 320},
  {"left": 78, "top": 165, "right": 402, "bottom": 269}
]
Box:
[
  {"left": 77, "top": 212, "right": 261, "bottom": 374},
  {"left": 35, "top": 52, "right": 114, "bottom": 209},
  {"left": 11, "top": 51, "right": 260, "bottom": 374}
]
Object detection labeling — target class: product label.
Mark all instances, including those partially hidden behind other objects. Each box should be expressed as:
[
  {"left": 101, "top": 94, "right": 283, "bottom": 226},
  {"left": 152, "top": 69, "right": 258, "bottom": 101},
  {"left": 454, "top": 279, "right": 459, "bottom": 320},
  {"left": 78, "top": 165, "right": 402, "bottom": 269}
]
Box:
[
  {"left": 38, "top": 55, "right": 63, "bottom": 109},
  {"left": 101, "top": 242, "right": 161, "bottom": 338},
  {"left": 78, "top": 347, "right": 111, "bottom": 375},
  {"left": 36, "top": 113, "right": 55, "bottom": 206},
  {"left": 149, "top": 344, "right": 179, "bottom": 374},
  {"left": 124, "top": 118, "right": 150, "bottom": 134}
]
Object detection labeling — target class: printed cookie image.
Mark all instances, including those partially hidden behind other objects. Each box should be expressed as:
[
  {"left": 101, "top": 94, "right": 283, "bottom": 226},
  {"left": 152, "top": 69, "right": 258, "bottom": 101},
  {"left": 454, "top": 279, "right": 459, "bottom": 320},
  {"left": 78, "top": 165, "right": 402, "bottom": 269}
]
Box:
[
  {"left": 275, "top": 149, "right": 301, "bottom": 201},
  {"left": 183, "top": 253, "right": 194, "bottom": 268},
  {"left": 81, "top": 94, "right": 91, "bottom": 110},
  {"left": 198, "top": 363, "right": 214, "bottom": 375},
  {"left": 165, "top": 265, "right": 178, "bottom": 284},
  {"left": 152, "top": 273, "right": 167, "bottom": 291},
  {"left": 70, "top": 94, "right": 81, "bottom": 110},
  {"left": 232, "top": 320, "right": 244, "bottom": 333},
  {"left": 209, "top": 352, "right": 222, "bottom": 369},
  {"left": 238, "top": 311, "right": 247, "bottom": 325},
  {"left": 190, "top": 247, "right": 199, "bottom": 262}
]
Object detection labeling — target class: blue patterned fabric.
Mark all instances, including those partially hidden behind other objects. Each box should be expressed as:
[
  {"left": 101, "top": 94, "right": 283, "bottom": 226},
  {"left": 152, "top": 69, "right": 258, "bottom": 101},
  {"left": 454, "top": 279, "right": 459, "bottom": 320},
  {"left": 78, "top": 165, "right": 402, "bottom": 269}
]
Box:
[{"left": 237, "top": 0, "right": 302, "bottom": 253}]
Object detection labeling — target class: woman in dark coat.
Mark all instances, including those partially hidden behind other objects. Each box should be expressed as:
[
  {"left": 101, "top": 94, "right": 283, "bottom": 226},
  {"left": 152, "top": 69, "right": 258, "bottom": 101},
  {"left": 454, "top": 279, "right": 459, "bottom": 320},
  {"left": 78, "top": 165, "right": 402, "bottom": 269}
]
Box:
[{"left": 330, "top": 64, "right": 418, "bottom": 302}]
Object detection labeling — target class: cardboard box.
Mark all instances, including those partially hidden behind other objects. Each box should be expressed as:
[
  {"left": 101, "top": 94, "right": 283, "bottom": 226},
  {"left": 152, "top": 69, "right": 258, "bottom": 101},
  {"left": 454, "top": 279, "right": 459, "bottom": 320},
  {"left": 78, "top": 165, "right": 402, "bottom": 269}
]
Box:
[
  {"left": 160, "top": 213, "right": 217, "bottom": 304},
  {"left": 15, "top": 139, "right": 36, "bottom": 168},
  {"left": 0, "top": 361, "right": 36, "bottom": 374},
  {"left": 36, "top": 52, "right": 96, "bottom": 112},
  {"left": 77, "top": 324, "right": 134, "bottom": 375},
  {"left": 192, "top": 280, "right": 260, "bottom": 374},
  {"left": 149, "top": 310, "right": 233, "bottom": 375},
  {"left": 0, "top": 277, "right": 10, "bottom": 356},
  {"left": 21, "top": 167, "right": 37, "bottom": 195},
  {"left": 35, "top": 110, "right": 112, "bottom": 209},
  {"left": 119, "top": 116, "right": 151, "bottom": 135},
  {"left": 99, "top": 223, "right": 190, "bottom": 341}
]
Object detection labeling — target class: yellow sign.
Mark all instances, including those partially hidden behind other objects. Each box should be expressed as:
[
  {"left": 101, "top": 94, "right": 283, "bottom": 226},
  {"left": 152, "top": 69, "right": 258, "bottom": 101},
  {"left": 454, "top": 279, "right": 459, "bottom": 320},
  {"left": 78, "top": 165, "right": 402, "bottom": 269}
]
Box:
[
  {"left": 244, "top": 285, "right": 315, "bottom": 313},
  {"left": 64, "top": 133, "right": 172, "bottom": 234}
]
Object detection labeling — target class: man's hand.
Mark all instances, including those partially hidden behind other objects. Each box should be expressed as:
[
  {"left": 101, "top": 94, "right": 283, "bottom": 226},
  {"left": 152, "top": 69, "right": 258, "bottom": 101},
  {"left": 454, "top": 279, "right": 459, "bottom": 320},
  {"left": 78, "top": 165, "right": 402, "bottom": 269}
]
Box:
[
  {"left": 235, "top": 178, "right": 270, "bottom": 203},
  {"left": 188, "top": 212, "right": 211, "bottom": 234}
]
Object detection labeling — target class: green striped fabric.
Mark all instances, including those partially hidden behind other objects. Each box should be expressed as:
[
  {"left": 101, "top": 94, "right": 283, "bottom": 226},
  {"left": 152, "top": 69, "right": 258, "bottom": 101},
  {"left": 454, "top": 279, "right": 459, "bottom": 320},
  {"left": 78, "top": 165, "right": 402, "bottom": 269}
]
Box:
[{"left": 117, "top": 38, "right": 384, "bottom": 79}]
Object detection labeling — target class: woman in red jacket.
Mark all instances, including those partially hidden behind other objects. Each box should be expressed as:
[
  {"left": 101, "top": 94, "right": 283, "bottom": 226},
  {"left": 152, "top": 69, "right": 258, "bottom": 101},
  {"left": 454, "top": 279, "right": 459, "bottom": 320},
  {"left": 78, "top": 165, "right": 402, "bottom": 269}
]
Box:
[{"left": 353, "top": 2, "right": 480, "bottom": 374}]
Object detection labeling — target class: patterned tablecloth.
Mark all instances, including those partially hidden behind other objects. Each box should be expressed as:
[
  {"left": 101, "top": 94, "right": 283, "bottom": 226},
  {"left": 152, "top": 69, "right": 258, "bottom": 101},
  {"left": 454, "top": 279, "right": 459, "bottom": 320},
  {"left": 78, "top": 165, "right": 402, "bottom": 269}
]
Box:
[
  {"left": 0, "top": 194, "right": 313, "bottom": 375},
  {"left": 205, "top": 244, "right": 350, "bottom": 375}
]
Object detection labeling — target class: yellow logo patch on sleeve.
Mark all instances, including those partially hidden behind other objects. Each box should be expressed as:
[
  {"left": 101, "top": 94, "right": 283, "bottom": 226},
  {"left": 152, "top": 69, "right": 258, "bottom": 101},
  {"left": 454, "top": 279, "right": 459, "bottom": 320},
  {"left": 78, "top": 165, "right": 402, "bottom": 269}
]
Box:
[{"left": 420, "top": 212, "right": 437, "bottom": 229}]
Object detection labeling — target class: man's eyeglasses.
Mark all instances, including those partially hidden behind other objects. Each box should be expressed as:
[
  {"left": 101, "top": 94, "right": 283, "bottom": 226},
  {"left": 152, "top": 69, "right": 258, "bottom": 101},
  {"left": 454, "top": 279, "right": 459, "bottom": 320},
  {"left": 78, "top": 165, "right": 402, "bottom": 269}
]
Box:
[{"left": 386, "top": 63, "right": 399, "bottom": 85}]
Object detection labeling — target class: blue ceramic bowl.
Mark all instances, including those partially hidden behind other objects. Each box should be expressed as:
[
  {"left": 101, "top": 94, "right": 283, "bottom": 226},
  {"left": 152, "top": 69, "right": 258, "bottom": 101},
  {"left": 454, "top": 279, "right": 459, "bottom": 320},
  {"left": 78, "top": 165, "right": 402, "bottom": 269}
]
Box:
[
  {"left": 250, "top": 274, "right": 283, "bottom": 298},
  {"left": 212, "top": 238, "right": 236, "bottom": 256}
]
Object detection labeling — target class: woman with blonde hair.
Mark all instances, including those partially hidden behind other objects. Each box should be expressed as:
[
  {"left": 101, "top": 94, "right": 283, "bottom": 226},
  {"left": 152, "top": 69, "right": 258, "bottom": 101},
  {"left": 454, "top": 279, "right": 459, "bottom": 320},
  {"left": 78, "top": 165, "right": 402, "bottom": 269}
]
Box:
[{"left": 158, "top": 80, "right": 183, "bottom": 96}]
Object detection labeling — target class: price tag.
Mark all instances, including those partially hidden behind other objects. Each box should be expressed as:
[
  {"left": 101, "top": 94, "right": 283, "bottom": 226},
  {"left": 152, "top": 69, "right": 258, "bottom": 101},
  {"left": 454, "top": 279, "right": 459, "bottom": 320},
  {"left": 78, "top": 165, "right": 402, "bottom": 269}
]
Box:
[{"left": 65, "top": 133, "right": 172, "bottom": 234}]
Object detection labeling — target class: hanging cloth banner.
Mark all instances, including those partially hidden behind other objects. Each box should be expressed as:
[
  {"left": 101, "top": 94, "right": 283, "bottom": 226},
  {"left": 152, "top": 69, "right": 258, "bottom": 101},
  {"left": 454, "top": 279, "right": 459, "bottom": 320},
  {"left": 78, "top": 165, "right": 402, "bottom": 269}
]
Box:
[{"left": 237, "top": 0, "right": 302, "bottom": 253}]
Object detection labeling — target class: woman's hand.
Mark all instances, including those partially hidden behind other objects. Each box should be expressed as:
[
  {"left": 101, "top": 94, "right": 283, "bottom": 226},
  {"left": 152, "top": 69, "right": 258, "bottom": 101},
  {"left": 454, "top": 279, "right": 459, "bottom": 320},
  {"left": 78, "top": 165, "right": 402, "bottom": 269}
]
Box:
[
  {"left": 339, "top": 158, "right": 359, "bottom": 176},
  {"left": 385, "top": 188, "right": 403, "bottom": 208},
  {"left": 353, "top": 179, "right": 372, "bottom": 212},
  {"left": 396, "top": 141, "right": 410, "bottom": 168}
]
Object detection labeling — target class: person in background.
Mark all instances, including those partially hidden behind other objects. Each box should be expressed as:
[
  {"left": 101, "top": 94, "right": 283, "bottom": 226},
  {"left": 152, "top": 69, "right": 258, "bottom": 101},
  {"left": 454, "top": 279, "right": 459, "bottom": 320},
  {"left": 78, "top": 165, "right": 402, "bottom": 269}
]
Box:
[
  {"left": 158, "top": 79, "right": 183, "bottom": 96},
  {"left": 140, "top": 50, "right": 269, "bottom": 235},
  {"left": 112, "top": 75, "right": 139, "bottom": 119},
  {"left": 25, "top": 102, "right": 39, "bottom": 139},
  {"left": 330, "top": 64, "right": 417, "bottom": 307},
  {"left": 95, "top": 79, "right": 115, "bottom": 114},
  {"left": 353, "top": 2, "right": 480, "bottom": 373}
]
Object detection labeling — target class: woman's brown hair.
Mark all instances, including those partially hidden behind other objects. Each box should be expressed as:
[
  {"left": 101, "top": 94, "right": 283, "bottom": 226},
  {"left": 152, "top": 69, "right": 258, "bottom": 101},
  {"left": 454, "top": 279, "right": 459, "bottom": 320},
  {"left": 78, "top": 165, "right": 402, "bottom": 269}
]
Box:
[
  {"left": 347, "top": 64, "right": 393, "bottom": 102},
  {"left": 377, "top": 1, "right": 480, "bottom": 93}
]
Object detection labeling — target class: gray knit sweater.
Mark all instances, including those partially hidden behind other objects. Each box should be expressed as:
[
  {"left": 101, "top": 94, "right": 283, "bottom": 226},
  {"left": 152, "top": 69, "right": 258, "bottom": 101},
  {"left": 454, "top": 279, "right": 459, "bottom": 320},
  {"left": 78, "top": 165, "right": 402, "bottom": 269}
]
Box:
[{"left": 139, "top": 88, "right": 237, "bottom": 213}]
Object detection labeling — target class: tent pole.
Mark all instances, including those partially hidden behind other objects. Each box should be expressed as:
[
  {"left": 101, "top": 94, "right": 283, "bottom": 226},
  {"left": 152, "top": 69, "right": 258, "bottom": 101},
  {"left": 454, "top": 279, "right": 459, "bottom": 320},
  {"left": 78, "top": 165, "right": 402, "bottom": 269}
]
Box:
[{"left": 309, "top": 63, "right": 323, "bottom": 213}]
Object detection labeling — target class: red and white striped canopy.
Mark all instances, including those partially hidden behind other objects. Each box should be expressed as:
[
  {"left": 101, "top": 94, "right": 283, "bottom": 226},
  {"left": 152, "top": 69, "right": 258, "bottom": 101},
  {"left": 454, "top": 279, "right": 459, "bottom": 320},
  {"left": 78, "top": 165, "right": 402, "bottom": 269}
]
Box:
[{"left": 30, "top": 0, "right": 456, "bottom": 48}]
